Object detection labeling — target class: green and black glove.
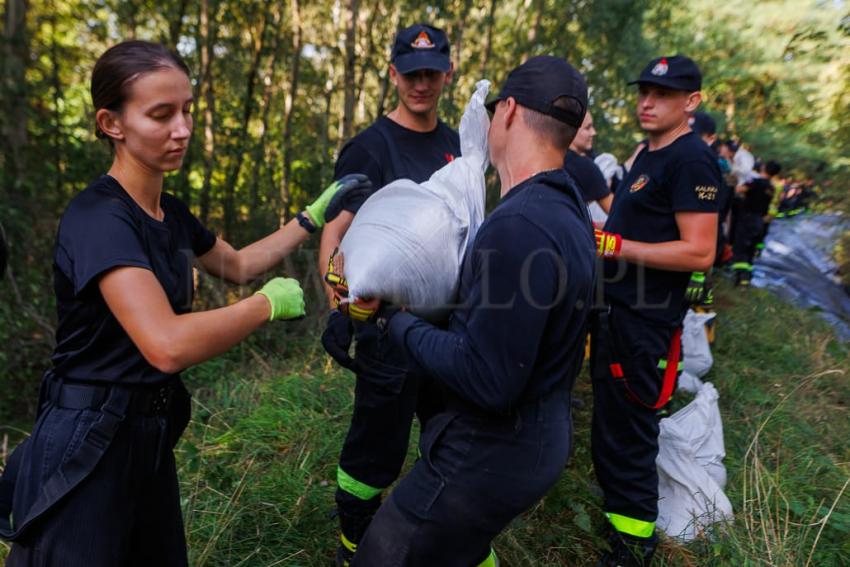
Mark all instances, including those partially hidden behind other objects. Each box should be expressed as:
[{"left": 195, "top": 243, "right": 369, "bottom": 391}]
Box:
[
  {"left": 685, "top": 272, "right": 707, "bottom": 305},
  {"left": 304, "top": 174, "right": 373, "bottom": 228}
]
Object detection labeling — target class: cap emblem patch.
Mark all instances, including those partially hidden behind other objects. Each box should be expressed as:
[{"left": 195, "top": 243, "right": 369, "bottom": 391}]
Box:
[
  {"left": 411, "top": 31, "right": 435, "bottom": 49},
  {"left": 630, "top": 174, "right": 650, "bottom": 193},
  {"left": 651, "top": 58, "right": 668, "bottom": 76}
]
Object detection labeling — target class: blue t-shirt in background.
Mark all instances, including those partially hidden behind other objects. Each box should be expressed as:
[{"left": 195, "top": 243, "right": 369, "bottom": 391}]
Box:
[{"left": 51, "top": 175, "right": 216, "bottom": 384}]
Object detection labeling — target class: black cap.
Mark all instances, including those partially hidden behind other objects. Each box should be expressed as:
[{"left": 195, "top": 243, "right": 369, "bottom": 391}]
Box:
[
  {"left": 391, "top": 24, "right": 451, "bottom": 74},
  {"left": 485, "top": 55, "right": 587, "bottom": 128},
  {"left": 629, "top": 55, "right": 702, "bottom": 91},
  {"left": 689, "top": 111, "right": 716, "bottom": 135}
]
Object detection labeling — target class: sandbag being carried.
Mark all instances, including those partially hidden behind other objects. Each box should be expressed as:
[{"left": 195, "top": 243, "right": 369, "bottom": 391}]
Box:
[
  {"left": 657, "top": 382, "right": 733, "bottom": 541},
  {"left": 339, "top": 81, "right": 490, "bottom": 321}
]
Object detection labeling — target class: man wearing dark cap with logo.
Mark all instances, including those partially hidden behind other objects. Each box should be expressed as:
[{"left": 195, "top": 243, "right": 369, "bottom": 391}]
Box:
[
  {"left": 591, "top": 55, "right": 721, "bottom": 566},
  {"left": 318, "top": 23, "right": 460, "bottom": 567},
  {"left": 347, "top": 55, "right": 595, "bottom": 566}
]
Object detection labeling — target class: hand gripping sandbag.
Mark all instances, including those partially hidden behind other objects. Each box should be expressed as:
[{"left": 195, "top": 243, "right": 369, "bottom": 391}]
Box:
[
  {"left": 339, "top": 80, "right": 490, "bottom": 321},
  {"left": 656, "top": 382, "right": 733, "bottom": 541}
]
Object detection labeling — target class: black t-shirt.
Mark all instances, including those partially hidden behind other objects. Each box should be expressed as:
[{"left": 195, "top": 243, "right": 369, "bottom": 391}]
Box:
[
  {"left": 740, "top": 177, "right": 774, "bottom": 216},
  {"left": 51, "top": 175, "right": 217, "bottom": 384},
  {"left": 333, "top": 116, "right": 460, "bottom": 213},
  {"left": 389, "top": 170, "right": 595, "bottom": 412},
  {"left": 603, "top": 132, "right": 721, "bottom": 326},
  {"left": 563, "top": 150, "right": 611, "bottom": 203}
]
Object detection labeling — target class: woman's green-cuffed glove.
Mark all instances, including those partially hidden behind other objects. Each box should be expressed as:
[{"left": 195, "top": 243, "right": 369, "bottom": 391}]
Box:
[
  {"left": 255, "top": 277, "right": 306, "bottom": 321},
  {"left": 305, "top": 174, "right": 373, "bottom": 228}
]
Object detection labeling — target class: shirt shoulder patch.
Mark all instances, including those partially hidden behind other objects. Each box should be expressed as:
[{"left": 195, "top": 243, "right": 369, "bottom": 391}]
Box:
[{"left": 695, "top": 185, "right": 718, "bottom": 201}]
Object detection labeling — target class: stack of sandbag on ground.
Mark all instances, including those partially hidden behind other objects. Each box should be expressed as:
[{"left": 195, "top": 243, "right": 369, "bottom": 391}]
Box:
[
  {"left": 339, "top": 80, "right": 490, "bottom": 322},
  {"left": 656, "top": 382, "right": 733, "bottom": 541},
  {"left": 677, "top": 309, "right": 716, "bottom": 394}
]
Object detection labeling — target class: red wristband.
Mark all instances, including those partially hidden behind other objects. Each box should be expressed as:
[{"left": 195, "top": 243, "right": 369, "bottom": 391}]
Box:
[{"left": 594, "top": 228, "right": 623, "bottom": 258}]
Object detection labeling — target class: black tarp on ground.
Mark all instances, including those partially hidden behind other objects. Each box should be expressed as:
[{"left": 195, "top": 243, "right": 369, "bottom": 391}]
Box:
[{"left": 751, "top": 213, "right": 850, "bottom": 341}]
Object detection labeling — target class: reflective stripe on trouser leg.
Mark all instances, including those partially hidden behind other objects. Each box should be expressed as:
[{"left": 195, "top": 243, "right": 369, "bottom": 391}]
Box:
[
  {"left": 340, "top": 532, "right": 358, "bottom": 553},
  {"left": 606, "top": 512, "right": 656, "bottom": 538},
  {"left": 337, "top": 465, "right": 383, "bottom": 501},
  {"left": 731, "top": 262, "right": 753, "bottom": 272},
  {"left": 656, "top": 359, "right": 683, "bottom": 371}
]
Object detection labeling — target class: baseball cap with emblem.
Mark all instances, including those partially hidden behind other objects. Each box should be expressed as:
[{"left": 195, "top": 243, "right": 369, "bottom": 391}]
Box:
[
  {"left": 485, "top": 55, "right": 588, "bottom": 128},
  {"left": 391, "top": 24, "right": 451, "bottom": 74},
  {"left": 629, "top": 54, "right": 702, "bottom": 91}
]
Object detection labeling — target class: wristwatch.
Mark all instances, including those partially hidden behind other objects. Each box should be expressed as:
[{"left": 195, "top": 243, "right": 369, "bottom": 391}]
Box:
[{"left": 296, "top": 211, "right": 317, "bottom": 233}]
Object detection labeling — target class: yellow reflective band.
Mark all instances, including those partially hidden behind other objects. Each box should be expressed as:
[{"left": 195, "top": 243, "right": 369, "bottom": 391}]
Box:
[
  {"left": 657, "top": 359, "right": 684, "bottom": 371},
  {"left": 476, "top": 548, "right": 499, "bottom": 567},
  {"left": 731, "top": 262, "right": 753, "bottom": 271},
  {"left": 340, "top": 532, "right": 358, "bottom": 553},
  {"left": 348, "top": 302, "right": 373, "bottom": 322},
  {"left": 606, "top": 512, "right": 655, "bottom": 538},
  {"left": 337, "top": 466, "right": 383, "bottom": 501}
]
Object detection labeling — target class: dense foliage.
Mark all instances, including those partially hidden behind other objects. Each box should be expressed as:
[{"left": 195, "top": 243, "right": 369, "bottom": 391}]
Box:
[{"left": 1, "top": 0, "right": 848, "bottom": 421}]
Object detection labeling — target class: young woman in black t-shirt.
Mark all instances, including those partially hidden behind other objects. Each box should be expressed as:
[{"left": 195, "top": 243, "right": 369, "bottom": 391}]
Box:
[{"left": 0, "top": 41, "right": 366, "bottom": 566}]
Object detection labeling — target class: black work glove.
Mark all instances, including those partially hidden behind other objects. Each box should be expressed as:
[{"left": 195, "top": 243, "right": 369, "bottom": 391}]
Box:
[
  {"left": 321, "top": 309, "right": 356, "bottom": 370},
  {"left": 324, "top": 173, "right": 374, "bottom": 223}
]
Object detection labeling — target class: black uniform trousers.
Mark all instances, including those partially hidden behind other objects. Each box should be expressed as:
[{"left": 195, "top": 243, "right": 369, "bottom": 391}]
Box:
[
  {"left": 731, "top": 212, "right": 765, "bottom": 272},
  {"left": 590, "top": 306, "right": 678, "bottom": 538},
  {"left": 351, "top": 392, "right": 572, "bottom": 566},
  {"left": 336, "top": 321, "right": 443, "bottom": 545},
  {"left": 4, "top": 376, "right": 190, "bottom": 567}
]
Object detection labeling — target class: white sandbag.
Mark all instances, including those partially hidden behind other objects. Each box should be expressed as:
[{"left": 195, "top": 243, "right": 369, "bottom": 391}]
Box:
[
  {"left": 682, "top": 309, "right": 716, "bottom": 378},
  {"left": 339, "top": 81, "right": 490, "bottom": 322},
  {"left": 676, "top": 369, "right": 703, "bottom": 395},
  {"left": 657, "top": 382, "right": 733, "bottom": 541},
  {"left": 587, "top": 201, "right": 608, "bottom": 226}
]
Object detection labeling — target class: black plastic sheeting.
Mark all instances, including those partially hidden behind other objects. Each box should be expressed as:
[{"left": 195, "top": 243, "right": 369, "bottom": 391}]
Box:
[{"left": 752, "top": 213, "right": 850, "bottom": 341}]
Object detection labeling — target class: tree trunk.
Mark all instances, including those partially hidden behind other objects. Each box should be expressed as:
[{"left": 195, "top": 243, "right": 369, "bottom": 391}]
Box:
[
  {"left": 222, "top": 11, "right": 269, "bottom": 240},
  {"left": 340, "top": 0, "right": 359, "bottom": 145},
  {"left": 251, "top": 2, "right": 284, "bottom": 214},
  {"left": 480, "top": 0, "right": 497, "bottom": 79},
  {"left": 279, "top": 0, "right": 303, "bottom": 227},
  {"left": 49, "top": 6, "right": 63, "bottom": 198},
  {"left": 446, "top": 0, "right": 472, "bottom": 120},
  {"left": 199, "top": 0, "right": 217, "bottom": 225},
  {"left": 167, "top": 0, "right": 189, "bottom": 48},
  {"left": 2, "top": 0, "right": 28, "bottom": 196},
  {"left": 526, "top": 0, "right": 545, "bottom": 57}
]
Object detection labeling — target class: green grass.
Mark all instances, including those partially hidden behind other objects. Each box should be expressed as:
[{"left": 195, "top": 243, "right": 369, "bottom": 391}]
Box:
[
  {"left": 2, "top": 281, "right": 848, "bottom": 565},
  {"left": 174, "top": 280, "right": 850, "bottom": 566}
]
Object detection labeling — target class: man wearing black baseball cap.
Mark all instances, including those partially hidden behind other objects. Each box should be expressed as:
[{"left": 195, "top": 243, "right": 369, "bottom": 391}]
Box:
[
  {"left": 319, "top": 23, "right": 460, "bottom": 567},
  {"left": 350, "top": 55, "right": 595, "bottom": 566},
  {"left": 590, "top": 55, "right": 721, "bottom": 566}
]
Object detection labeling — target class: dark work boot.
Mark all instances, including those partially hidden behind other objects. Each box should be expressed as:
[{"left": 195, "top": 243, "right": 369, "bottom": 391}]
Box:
[
  {"left": 334, "top": 494, "right": 381, "bottom": 567},
  {"left": 594, "top": 530, "right": 659, "bottom": 567}
]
